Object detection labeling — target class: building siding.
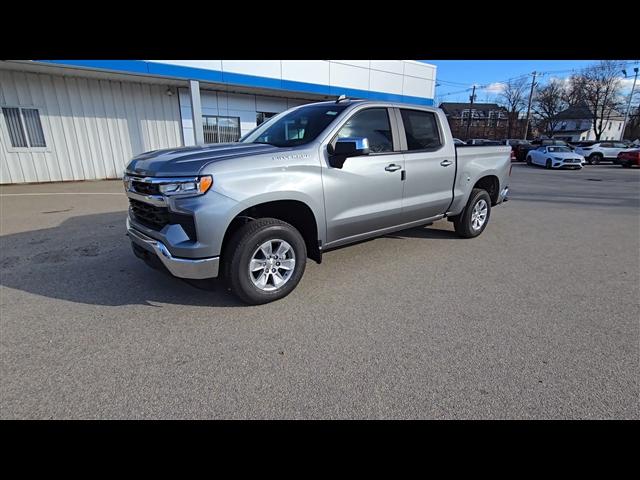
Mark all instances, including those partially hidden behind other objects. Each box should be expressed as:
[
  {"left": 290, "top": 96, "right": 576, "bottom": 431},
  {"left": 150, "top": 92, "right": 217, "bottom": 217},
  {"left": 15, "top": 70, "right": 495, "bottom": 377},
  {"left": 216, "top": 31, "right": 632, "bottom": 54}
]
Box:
[{"left": 0, "top": 70, "right": 182, "bottom": 183}]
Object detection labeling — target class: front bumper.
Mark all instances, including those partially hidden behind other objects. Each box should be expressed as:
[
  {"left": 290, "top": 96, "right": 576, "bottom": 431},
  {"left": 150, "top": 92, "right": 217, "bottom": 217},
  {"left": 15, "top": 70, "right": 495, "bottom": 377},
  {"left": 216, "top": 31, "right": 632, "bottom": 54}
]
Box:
[
  {"left": 553, "top": 162, "right": 582, "bottom": 169},
  {"left": 126, "top": 217, "right": 219, "bottom": 279}
]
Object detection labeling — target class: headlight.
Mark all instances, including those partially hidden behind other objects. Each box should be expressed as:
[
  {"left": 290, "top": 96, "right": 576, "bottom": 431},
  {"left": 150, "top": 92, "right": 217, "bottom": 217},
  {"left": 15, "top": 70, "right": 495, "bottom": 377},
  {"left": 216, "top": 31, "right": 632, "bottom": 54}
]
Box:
[
  {"left": 158, "top": 175, "right": 213, "bottom": 197},
  {"left": 123, "top": 175, "right": 132, "bottom": 192}
]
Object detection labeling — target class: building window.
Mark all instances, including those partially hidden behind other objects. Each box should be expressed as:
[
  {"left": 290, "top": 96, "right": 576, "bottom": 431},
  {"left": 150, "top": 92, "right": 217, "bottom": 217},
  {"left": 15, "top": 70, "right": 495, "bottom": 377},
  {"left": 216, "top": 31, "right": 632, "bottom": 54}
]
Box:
[
  {"left": 618, "top": 123, "right": 622, "bottom": 131},
  {"left": 256, "top": 111, "right": 277, "bottom": 126},
  {"left": 2, "top": 107, "right": 46, "bottom": 148},
  {"left": 202, "top": 115, "right": 241, "bottom": 144}
]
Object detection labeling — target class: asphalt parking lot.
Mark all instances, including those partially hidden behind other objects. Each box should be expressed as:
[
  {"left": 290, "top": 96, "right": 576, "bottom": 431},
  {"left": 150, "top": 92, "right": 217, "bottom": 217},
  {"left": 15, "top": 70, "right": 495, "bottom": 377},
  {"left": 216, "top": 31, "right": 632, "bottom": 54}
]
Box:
[{"left": 1, "top": 163, "right": 638, "bottom": 419}]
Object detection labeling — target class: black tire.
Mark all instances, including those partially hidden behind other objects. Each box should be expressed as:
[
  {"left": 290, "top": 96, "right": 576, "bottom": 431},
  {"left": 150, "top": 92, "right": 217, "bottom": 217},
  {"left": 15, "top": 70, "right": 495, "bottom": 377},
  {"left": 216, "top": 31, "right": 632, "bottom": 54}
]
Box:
[
  {"left": 453, "top": 188, "right": 492, "bottom": 239},
  {"left": 224, "top": 218, "right": 307, "bottom": 305},
  {"left": 526, "top": 156, "right": 533, "bottom": 166},
  {"left": 589, "top": 154, "right": 602, "bottom": 165},
  {"left": 621, "top": 162, "right": 630, "bottom": 168},
  {"left": 545, "top": 158, "right": 552, "bottom": 169}
]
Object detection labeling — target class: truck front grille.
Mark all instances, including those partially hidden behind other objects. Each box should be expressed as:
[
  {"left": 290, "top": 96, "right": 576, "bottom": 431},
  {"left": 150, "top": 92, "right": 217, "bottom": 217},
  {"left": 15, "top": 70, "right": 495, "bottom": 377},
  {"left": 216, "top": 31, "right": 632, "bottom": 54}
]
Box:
[
  {"left": 129, "top": 199, "right": 169, "bottom": 231},
  {"left": 131, "top": 180, "right": 160, "bottom": 196},
  {"left": 128, "top": 199, "right": 197, "bottom": 241}
]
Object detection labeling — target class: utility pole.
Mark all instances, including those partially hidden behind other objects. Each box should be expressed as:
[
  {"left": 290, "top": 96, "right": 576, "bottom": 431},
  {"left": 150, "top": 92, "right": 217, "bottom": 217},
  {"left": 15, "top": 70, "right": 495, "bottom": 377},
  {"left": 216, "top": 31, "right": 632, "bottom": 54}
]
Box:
[
  {"left": 465, "top": 85, "right": 477, "bottom": 141},
  {"left": 523, "top": 71, "right": 537, "bottom": 140},
  {"left": 620, "top": 67, "right": 639, "bottom": 141}
]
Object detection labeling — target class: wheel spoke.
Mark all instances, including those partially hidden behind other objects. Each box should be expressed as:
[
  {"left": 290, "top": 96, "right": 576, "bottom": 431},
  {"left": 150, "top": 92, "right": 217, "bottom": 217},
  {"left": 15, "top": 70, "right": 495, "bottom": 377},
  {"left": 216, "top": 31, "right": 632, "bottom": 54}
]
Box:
[
  {"left": 272, "top": 271, "right": 285, "bottom": 287},
  {"left": 279, "top": 259, "right": 295, "bottom": 270},
  {"left": 249, "top": 259, "right": 264, "bottom": 272},
  {"left": 275, "top": 241, "right": 290, "bottom": 258},
  {"left": 260, "top": 242, "right": 273, "bottom": 257},
  {"left": 256, "top": 272, "right": 268, "bottom": 288}
]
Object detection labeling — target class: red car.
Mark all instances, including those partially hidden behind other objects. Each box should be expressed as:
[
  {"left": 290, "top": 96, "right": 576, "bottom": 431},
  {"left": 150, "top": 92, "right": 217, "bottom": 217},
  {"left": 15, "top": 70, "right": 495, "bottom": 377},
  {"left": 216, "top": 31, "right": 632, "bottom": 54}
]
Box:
[{"left": 615, "top": 149, "right": 640, "bottom": 168}]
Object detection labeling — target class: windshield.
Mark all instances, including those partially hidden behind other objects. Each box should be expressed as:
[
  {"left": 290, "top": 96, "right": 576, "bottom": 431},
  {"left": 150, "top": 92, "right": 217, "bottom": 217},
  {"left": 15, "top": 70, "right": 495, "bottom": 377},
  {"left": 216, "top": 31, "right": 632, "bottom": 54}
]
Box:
[
  {"left": 241, "top": 104, "right": 348, "bottom": 147},
  {"left": 548, "top": 146, "right": 571, "bottom": 153}
]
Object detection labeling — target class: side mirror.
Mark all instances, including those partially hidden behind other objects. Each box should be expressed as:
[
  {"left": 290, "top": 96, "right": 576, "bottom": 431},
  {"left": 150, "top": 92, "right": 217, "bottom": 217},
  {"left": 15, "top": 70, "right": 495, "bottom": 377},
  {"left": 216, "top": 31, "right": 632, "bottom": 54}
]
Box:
[{"left": 328, "top": 137, "right": 370, "bottom": 168}]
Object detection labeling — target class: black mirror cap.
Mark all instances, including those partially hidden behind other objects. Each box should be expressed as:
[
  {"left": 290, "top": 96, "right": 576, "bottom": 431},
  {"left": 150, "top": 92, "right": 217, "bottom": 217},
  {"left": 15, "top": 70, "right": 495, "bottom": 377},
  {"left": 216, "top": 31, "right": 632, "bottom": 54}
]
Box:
[{"left": 334, "top": 137, "right": 370, "bottom": 157}]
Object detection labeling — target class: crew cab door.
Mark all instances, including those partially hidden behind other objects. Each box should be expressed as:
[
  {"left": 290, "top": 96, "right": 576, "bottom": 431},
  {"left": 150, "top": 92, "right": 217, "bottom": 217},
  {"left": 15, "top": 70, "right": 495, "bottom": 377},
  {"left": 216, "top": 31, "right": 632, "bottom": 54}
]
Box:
[
  {"left": 322, "top": 107, "right": 405, "bottom": 244},
  {"left": 395, "top": 108, "right": 456, "bottom": 222}
]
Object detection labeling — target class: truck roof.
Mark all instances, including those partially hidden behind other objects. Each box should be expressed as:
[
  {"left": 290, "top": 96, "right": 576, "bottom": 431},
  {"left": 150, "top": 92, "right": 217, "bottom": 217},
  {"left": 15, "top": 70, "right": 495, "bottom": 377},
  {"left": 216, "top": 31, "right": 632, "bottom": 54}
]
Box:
[{"left": 302, "top": 98, "right": 439, "bottom": 111}]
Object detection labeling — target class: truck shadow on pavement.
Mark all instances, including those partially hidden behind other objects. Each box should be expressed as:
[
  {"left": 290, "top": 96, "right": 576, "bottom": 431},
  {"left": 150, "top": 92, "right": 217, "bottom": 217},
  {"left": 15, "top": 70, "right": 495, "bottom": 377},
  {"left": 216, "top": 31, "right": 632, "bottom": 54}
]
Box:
[
  {"left": 0, "top": 211, "right": 245, "bottom": 308},
  {"left": 0, "top": 211, "right": 460, "bottom": 308}
]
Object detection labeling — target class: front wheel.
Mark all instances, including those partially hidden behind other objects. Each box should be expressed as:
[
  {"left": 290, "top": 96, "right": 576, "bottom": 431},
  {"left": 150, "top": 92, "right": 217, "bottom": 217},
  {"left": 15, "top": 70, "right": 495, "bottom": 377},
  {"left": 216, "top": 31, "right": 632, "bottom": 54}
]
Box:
[
  {"left": 453, "top": 188, "right": 492, "bottom": 239},
  {"left": 545, "top": 159, "right": 552, "bottom": 169},
  {"left": 589, "top": 154, "right": 602, "bottom": 165},
  {"left": 224, "top": 218, "right": 307, "bottom": 305}
]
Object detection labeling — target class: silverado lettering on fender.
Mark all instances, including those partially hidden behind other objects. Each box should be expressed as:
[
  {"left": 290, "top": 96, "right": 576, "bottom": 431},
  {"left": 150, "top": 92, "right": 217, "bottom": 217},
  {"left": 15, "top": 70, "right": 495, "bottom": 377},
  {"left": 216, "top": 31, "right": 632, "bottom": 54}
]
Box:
[{"left": 124, "top": 99, "right": 511, "bottom": 304}]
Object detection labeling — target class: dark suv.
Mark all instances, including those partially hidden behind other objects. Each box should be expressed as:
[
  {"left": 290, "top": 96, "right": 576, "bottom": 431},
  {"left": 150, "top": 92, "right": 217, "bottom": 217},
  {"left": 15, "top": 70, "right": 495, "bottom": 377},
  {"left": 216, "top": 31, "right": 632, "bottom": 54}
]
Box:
[{"left": 517, "top": 139, "right": 572, "bottom": 161}]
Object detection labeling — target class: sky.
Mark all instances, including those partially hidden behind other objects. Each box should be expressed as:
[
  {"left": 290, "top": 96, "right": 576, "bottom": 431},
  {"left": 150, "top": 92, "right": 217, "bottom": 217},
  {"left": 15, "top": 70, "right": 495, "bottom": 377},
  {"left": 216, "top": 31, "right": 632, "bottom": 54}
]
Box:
[{"left": 424, "top": 60, "right": 639, "bottom": 105}]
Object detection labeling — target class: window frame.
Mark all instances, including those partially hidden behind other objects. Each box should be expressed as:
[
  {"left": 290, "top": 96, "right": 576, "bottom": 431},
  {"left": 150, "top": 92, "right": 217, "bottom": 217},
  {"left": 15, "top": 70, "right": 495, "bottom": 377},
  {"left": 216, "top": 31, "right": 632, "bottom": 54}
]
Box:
[
  {"left": 328, "top": 106, "right": 401, "bottom": 156},
  {"left": 1, "top": 105, "right": 50, "bottom": 153},
  {"left": 395, "top": 107, "right": 444, "bottom": 153},
  {"left": 202, "top": 114, "right": 241, "bottom": 144}
]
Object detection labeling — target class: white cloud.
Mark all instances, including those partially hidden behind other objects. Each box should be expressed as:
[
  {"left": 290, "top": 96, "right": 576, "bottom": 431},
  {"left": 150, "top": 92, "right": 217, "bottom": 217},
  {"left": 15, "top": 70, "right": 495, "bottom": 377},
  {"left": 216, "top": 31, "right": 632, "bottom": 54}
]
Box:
[{"left": 483, "top": 82, "right": 506, "bottom": 94}]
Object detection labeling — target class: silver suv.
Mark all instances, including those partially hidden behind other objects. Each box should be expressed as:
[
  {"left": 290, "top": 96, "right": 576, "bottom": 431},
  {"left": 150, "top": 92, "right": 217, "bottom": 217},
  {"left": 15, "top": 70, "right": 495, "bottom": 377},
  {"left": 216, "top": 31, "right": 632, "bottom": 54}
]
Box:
[{"left": 574, "top": 141, "right": 629, "bottom": 164}]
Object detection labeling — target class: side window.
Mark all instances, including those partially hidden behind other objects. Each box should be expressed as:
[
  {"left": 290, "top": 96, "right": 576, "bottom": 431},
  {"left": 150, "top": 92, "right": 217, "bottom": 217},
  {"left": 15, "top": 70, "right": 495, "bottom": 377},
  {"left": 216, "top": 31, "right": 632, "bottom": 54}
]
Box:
[
  {"left": 400, "top": 109, "right": 442, "bottom": 151},
  {"left": 336, "top": 108, "right": 393, "bottom": 153}
]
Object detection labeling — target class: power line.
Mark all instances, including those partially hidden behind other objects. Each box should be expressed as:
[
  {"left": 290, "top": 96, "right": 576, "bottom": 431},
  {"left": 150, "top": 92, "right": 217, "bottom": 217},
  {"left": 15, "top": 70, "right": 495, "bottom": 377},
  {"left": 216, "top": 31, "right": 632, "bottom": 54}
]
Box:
[{"left": 435, "top": 61, "right": 640, "bottom": 101}]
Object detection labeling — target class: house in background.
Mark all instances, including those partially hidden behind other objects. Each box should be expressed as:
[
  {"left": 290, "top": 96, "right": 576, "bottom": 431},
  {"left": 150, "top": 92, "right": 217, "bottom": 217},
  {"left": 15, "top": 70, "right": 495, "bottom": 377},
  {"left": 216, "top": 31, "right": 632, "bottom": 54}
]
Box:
[
  {"left": 548, "top": 103, "right": 625, "bottom": 142},
  {"left": 439, "top": 102, "right": 511, "bottom": 140}
]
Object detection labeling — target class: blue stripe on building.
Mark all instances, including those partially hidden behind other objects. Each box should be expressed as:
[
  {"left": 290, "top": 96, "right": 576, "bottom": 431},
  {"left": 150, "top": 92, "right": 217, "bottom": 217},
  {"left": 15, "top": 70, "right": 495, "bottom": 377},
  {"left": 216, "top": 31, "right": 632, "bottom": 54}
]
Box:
[{"left": 36, "top": 60, "right": 434, "bottom": 106}]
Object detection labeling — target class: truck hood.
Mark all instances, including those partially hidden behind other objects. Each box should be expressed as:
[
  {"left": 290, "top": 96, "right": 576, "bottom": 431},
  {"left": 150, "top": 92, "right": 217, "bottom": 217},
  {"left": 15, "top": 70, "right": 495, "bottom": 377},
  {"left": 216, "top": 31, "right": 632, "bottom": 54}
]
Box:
[{"left": 125, "top": 143, "right": 281, "bottom": 177}]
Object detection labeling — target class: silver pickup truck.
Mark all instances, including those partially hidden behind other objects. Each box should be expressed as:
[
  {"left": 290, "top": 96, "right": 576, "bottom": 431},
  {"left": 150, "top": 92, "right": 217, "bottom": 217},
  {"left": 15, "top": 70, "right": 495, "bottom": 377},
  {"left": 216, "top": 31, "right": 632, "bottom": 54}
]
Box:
[{"left": 124, "top": 99, "right": 511, "bottom": 304}]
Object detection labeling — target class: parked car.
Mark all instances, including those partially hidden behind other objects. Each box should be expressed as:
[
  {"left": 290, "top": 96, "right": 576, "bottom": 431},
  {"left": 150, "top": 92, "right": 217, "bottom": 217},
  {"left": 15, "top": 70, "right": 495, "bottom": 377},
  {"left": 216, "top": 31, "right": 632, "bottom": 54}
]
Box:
[
  {"left": 453, "top": 138, "right": 466, "bottom": 145},
  {"left": 614, "top": 148, "right": 640, "bottom": 168},
  {"left": 517, "top": 139, "right": 572, "bottom": 161},
  {"left": 526, "top": 145, "right": 584, "bottom": 169},
  {"left": 502, "top": 139, "right": 531, "bottom": 162},
  {"left": 124, "top": 99, "right": 511, "bottom": 304},
  {"left": 574, "top": 141, "right": 629, "bottom": 165}
]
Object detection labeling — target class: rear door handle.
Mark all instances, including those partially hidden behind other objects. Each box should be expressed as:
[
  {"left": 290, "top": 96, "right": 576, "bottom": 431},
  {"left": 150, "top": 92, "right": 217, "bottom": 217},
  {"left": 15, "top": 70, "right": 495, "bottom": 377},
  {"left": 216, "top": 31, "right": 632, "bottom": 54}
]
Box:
[
  {"left": 440, "top": 160, "right": 453, "bottom": 167},
  {"left": 385, "top": 164, "right": 402, "bottom": 172}
]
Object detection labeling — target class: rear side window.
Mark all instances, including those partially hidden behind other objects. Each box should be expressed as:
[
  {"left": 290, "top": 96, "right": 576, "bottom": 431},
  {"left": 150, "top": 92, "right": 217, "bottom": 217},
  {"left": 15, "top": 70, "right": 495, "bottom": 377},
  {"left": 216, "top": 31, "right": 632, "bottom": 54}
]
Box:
[
  {"left": 400, "top": 109, "right": 442, "bottom": 151},
  {"left": 336, "top": 108, "right": 393, "bottom": 153}
]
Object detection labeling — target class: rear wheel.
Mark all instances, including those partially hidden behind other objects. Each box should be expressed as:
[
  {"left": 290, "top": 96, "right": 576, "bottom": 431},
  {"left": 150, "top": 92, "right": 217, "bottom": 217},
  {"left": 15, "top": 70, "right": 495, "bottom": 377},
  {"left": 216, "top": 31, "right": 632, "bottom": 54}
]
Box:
[
  {"left": 589, "top": 153, "right": 602, "bottom": 165},
  {"left": 621, "top": 162, "right": 630, "bottom": 168},
  {"left": 224, "top": 218, "right": 307, "bottom": 305},
  {"left": 526, "top": 156, "right": 533, "bottom": 166},
  {"left": 453, "top": 188, "right": 492, "bottom": 239}
]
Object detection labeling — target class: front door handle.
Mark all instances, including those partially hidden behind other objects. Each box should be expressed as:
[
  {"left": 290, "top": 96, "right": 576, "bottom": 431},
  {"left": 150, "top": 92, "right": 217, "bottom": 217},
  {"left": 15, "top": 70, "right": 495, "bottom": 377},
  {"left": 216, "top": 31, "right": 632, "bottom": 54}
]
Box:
[
  {"left": 385, "top": 164, "right": 402, "bottom": 172},
  {"left": 440, "top": 160, "right": 453, "bottom": 167}
]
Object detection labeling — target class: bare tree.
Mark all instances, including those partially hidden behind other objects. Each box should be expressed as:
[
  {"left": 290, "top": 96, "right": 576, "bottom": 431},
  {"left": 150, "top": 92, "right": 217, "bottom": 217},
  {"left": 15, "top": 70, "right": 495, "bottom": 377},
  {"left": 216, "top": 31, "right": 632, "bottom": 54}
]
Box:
[
  {"left": 570, "top": 61, "right": 624, "bottom": 141},
  {"left": 564, "top": 74, "right": 587, "bottom": 106},
  {"left": 533, "top": 79, "right": 568, "bottom": 137},
  {"left": 499, "top": 77, "right": 528, "bottom": 138}
]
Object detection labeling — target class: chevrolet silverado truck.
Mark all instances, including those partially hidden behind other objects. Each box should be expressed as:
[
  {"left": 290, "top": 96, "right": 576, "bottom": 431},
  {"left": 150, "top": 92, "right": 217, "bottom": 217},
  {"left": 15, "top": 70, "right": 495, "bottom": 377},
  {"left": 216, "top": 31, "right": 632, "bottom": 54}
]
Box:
[{"left": 124, "top": 99, "right": 511, "bottom": 304}]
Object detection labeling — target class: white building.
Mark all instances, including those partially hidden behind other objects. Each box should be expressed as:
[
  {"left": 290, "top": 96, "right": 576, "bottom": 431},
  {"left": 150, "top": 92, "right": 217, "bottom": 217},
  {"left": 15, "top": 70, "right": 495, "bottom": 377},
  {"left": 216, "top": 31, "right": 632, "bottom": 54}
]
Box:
[
  {"left": 549, "top": 103, "right": 625, "bottom": 142},
  {"left": 0, "top": 60, "right": 436, "bottom": 184}
]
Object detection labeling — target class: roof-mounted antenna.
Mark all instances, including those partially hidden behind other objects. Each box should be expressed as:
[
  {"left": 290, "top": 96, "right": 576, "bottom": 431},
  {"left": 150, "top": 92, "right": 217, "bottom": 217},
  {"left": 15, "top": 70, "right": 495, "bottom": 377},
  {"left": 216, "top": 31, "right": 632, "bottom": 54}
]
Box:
[{"left": 336, "top": 94, "right": 347, "bottom": 103}]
